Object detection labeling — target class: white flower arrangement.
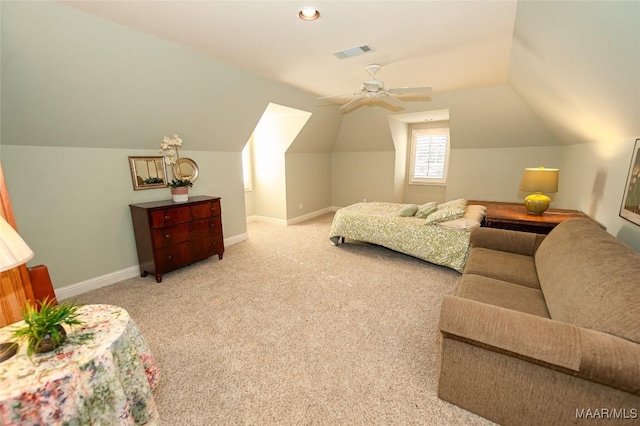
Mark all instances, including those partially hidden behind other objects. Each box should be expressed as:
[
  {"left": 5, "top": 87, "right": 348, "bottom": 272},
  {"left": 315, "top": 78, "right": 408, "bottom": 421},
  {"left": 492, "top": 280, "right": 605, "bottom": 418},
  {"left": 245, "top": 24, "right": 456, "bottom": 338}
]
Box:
[{"left": 159, "top": 134, "right": 183, "bottom": 165}]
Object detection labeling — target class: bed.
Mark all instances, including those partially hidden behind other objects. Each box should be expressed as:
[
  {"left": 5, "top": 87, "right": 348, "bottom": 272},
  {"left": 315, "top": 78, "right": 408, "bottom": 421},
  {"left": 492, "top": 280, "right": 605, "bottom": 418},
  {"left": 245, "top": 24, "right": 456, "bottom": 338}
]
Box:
[{"left": 329, "top": 200, "right": 486, "bottom": 272}]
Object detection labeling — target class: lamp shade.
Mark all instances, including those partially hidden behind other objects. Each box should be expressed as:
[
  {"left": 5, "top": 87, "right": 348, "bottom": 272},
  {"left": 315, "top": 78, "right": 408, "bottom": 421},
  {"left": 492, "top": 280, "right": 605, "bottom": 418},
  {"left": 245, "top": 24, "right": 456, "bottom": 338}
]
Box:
[
  {"left": 0, "top": 215, "right": 34, "bottom": 273},
  {"left": 519, "top": 167, "right": 559, "bottom": 194}
]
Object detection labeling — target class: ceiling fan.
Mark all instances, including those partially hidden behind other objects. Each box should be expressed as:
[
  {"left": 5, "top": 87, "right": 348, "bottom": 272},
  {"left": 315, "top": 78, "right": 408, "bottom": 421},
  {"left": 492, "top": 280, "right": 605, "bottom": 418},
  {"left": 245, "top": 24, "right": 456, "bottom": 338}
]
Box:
[{"left": 317, "top": 64, "right": 432, "bottom": 111}]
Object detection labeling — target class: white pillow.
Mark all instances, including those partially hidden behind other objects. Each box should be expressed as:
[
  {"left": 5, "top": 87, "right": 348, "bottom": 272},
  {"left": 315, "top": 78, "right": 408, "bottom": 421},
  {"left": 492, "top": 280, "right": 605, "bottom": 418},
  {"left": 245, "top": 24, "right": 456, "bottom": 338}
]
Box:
[
  {"left": 425, "top": 206, "right": 466, "bottom": 224},
  {"left": 437, "top": 198, "right": 467, "bottom": 210},
  {"left": 464, "top": 204, "right": 486, "bottom": 223},
  {"left": 438, "top": 204, "right": 486, "bottom": 229}
]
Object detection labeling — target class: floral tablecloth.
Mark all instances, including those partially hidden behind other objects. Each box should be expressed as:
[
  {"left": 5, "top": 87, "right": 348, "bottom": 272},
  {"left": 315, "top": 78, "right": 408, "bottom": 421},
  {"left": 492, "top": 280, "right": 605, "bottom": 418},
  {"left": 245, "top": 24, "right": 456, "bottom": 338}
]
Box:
[{"left": 0, "top": 304, "right": 160, "bottom": 425}]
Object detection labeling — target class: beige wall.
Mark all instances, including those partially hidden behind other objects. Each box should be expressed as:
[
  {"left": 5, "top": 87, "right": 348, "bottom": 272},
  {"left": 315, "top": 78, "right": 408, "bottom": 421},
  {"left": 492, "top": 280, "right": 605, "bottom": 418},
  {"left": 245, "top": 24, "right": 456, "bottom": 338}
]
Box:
[
  {"left": 252, "top": 104, "right": 312, "bottom": 221},
  {"left": 331, "top": 152, "right": 396, "bottom": 207},
  {"left": 285, "top": 153, "right": 332, "bottom": 218},
  {"left": 446, "top": 146, "right": 562, "bottom": 203},
  {"left": 557, "top": 139, "right": 640, "bottom": 252},
  {"left": 1, "top": 145, "right": 246, "bottom": 287}
]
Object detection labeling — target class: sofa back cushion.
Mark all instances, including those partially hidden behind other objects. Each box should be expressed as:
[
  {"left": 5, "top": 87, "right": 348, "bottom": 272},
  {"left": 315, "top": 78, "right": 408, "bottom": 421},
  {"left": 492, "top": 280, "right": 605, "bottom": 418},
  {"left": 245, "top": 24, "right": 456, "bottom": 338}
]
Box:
[{"left": 535, "top": 218, "right": 640, "bottom": 343}]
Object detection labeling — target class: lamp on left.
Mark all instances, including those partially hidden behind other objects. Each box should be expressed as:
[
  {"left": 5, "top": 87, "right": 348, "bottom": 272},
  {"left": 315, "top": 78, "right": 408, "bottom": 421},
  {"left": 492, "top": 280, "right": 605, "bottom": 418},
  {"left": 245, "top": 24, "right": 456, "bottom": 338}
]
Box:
[
  {"left": 0, "top": 215, "right": 34, "bottom": 273},
  {"left": 0, "top": 215, "right": 34, "bottom": 362}
]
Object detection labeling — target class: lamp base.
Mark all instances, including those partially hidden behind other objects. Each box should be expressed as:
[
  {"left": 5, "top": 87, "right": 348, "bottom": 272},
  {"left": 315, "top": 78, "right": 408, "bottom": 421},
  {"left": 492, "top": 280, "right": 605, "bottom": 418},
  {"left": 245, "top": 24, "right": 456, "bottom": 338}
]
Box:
[{"left": 524, "top": 193, "right": 551, "bottom": 215}]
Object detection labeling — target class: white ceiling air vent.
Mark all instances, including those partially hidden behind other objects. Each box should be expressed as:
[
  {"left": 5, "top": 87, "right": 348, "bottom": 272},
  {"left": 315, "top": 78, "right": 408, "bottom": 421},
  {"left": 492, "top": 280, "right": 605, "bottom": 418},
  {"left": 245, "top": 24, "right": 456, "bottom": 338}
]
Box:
[{"left": 333, "top": 45, "right": 373, "bottom": 59}]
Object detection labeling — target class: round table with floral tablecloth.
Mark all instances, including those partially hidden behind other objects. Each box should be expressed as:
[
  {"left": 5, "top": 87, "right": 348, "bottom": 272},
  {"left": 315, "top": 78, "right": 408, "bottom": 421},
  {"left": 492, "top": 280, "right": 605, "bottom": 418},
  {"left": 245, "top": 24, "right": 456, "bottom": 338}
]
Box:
[{"left": 0, "top": 304, "right": 160, "bottom": 425}]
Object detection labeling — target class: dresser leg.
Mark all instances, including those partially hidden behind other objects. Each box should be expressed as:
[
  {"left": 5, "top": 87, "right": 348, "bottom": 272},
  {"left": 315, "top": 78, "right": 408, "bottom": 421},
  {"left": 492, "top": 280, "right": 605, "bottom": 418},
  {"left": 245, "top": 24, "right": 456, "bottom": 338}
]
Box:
[
  {"left": 218, "top": 253, "right": 224, "bottom": 260},
  {"left": 141, "top": 271, "right": 148, "bottom": 278},
  {"left": 155, "top": 274, "right": 162, "bottom": 283}
]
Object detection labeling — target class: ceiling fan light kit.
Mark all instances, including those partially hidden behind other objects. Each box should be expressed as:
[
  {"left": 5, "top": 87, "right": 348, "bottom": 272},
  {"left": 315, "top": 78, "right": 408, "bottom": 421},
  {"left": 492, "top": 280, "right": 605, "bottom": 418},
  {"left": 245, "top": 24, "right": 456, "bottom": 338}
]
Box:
[{"left": 317, "top": 64, "right": 432, "bottom": 111}]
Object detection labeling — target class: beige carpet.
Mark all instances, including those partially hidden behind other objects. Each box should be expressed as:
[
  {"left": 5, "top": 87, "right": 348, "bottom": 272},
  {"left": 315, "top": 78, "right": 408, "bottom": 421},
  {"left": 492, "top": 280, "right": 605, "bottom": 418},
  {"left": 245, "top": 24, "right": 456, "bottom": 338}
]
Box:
[{"left": 73, "top": 213, "right": 495, "bottom": 425}]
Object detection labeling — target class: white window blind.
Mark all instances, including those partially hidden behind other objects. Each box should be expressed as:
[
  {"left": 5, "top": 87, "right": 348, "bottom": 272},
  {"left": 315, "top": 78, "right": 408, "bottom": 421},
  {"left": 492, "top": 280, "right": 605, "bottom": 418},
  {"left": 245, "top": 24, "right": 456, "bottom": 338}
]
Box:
[{"left": 409, "top": 128, "right": 450, "bottom": 185}]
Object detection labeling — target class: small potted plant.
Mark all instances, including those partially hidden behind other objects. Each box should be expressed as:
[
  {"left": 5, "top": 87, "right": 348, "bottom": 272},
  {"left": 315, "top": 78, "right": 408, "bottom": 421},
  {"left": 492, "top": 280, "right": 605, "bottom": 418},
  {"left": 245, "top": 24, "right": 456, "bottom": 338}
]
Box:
[
  {"left": 143, "top": 177, "right": 164, "bottom": 185},
  {"left": 168, "top": 178, "right": 193, "bottom": 202},
  {"left": 12, "top": 298, "right": 83, "bottom": 356}
]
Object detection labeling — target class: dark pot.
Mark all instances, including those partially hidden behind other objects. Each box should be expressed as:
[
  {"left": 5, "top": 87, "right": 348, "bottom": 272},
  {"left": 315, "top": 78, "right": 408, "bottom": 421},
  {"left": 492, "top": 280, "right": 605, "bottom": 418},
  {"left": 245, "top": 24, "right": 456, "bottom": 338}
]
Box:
[{"left": 36, "top": 324, "right": 67, "bottom": 353}]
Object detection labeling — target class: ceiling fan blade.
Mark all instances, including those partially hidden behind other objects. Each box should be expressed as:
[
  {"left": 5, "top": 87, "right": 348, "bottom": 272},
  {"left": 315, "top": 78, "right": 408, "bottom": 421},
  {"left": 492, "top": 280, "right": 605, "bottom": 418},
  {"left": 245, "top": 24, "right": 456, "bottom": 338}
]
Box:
[
  {"left": 380, "top": 93, "right": 403, "bottom": 107},
  {"left": 317, "top": 92, "right": 360, "bottom": 101},
  {"left": 387, "top": 86, "right": 432, "bottom": 95},
  {"left": 340, "top": 96, "right": 364, "bottom": 110}
]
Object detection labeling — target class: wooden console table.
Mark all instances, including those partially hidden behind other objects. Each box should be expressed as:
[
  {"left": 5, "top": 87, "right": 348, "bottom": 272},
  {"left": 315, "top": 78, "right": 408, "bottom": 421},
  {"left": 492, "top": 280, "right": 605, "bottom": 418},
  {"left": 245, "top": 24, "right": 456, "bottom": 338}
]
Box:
[{"left": 472, "top": 201, "right": 592, "bottom": 234}]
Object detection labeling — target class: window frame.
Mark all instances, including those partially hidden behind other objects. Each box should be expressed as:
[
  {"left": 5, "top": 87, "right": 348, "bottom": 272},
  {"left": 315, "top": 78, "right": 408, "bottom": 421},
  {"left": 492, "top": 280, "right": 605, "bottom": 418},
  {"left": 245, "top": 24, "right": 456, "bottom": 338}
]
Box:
[{"left": 408, "top": 127, "right": 451, "bottom": 186}]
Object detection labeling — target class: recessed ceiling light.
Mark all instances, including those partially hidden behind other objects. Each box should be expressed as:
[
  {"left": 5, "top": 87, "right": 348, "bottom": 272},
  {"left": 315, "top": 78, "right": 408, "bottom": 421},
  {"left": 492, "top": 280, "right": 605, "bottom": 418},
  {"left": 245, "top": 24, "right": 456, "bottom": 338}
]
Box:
[{"left": 298, "top": 7, "right": 320, "bottom": 21}]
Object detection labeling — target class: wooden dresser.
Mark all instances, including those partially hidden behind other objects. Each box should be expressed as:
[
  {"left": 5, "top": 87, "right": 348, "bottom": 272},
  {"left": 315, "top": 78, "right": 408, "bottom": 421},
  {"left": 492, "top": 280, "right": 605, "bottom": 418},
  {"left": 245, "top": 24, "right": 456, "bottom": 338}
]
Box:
[{"left": 129, "top": 196, "right": 224, "bottom": 283}]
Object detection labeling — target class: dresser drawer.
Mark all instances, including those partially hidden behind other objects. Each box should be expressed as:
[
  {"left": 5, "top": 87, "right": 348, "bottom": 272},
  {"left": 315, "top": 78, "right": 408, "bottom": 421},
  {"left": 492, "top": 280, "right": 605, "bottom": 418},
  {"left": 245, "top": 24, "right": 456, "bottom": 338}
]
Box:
[
  {"left": 150, "top": 200, "right": 220, "bottom": 228},
  {"left": 155, "top": 236, "right": 221, "bottom": 271},
  {"left": 151, "top": 217, "right": 221, "bottom": 248}
]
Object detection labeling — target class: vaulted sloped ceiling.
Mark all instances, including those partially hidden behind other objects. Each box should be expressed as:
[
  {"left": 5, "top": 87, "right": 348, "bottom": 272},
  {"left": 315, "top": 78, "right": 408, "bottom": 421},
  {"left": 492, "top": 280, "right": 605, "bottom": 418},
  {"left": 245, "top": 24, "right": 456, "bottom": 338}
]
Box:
[
  {"left": 57, "top": 0, "right": 638, "bottom": 152},
  {"left": 509, "top": 1, "right": 640, "bottom": 148}
]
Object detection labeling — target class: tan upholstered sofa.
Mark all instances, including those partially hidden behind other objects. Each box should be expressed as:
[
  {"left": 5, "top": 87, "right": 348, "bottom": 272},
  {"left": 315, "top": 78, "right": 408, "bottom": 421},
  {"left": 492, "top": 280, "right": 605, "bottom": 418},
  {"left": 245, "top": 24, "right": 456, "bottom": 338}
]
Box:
[{"left": 437, "top": 218, "right": 640, "bottom": 425}]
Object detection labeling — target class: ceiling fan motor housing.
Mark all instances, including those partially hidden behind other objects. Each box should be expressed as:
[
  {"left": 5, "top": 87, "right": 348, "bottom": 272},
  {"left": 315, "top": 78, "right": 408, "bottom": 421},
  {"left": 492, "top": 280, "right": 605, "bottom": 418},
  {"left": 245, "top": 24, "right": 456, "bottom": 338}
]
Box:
[{"left": 362, "top": 79, "right": 384, "bottom": 92}]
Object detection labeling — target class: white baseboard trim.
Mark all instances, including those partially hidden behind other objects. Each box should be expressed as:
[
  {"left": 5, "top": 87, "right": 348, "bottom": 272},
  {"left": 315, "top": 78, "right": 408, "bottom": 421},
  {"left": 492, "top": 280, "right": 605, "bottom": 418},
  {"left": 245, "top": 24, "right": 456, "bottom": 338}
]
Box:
[
  {"left": 225, "top": 232, "right": 249, "bottom": 246},
  {"left": 56, "top": 266, "right": 140, "bottom": 301},
  {"left": 286, "top": 207, "right": 334, "bottom": 225},
  {"left": 251, "top": 215, "right": 288, "bottom": 226},
  {"left": 248, "top": 207, "right": 335, "bottom": 227},
  {"left": 56, "top": 234, "right": 249, "bottom": 300}
]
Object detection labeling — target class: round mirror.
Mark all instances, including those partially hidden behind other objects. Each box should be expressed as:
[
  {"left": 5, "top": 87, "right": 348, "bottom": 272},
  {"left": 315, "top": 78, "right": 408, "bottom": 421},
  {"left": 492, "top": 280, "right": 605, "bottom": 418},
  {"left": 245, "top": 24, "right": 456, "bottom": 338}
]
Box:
[{"left": 172, "top": 158, "right": 199, "bottom": 182}]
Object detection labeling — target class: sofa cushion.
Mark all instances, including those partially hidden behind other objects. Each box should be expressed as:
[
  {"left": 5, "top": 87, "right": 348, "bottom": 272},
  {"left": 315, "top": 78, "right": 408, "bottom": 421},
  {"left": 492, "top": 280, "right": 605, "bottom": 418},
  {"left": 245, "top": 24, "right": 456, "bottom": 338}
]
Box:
[
  {"left": 464, "top": 247, "right": 540, "bottom": 289},
  {"left": 536, "top": 218, "right": 640, "bottom": 344},
  {"left": 456, "top": 274, "right": 550, "bottom": 318}
]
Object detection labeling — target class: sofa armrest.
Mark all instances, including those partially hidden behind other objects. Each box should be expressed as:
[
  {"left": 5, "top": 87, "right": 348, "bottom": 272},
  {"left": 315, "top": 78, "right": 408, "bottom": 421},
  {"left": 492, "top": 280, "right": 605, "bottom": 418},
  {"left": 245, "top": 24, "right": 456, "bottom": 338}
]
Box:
[
  {"left": 579, "top": 328, "right": 640, "bottom": 395},
  {"left": 440, "top": 295, "right": 581, "bottom": 370},
  {"left": 439, "top": 296, "right": 640, "bottom": 395},
  {"left": 469, "top": 227, "right": 545, "bottom": 256}
]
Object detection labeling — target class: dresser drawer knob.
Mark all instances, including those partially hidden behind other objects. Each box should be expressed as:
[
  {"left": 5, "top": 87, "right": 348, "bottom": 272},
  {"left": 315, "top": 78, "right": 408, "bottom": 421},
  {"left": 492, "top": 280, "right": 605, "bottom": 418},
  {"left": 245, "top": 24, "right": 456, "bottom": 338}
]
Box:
[
  {"left": 165, "top": 215, "right": 170, "bottom": 220},
  {"left": 165, "top": 234, "right": 170, "bottom": 238},
  {"left": 167, "top": 255, "right": 172, "bottom": 260}
]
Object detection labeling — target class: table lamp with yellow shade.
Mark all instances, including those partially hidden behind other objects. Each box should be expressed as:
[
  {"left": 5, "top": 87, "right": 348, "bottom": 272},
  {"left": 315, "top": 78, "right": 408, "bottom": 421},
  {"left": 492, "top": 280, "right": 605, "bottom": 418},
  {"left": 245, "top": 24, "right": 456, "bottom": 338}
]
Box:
[{"left": 519, "top": 167, "right": 559, "bottom": 215}]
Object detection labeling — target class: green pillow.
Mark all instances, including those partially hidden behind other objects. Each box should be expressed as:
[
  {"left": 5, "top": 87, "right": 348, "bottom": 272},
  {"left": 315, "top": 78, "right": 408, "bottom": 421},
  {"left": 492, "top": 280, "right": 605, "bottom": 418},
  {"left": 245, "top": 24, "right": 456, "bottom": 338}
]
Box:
[
  {"left": 398, "top": 204, "right": 419, "bottom": 217},
  {"left": 425, "top": 206, "right": 466, "bottom": 224},
  {"left": 415, "top": 202, "right": 437, "bottom": 219}
]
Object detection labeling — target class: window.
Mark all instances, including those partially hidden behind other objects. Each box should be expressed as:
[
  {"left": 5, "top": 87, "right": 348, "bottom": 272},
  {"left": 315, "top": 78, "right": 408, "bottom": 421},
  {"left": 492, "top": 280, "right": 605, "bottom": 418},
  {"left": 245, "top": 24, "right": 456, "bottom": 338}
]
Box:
[{"left": 409, "top": 128, "right": 450, "bottom": 185}]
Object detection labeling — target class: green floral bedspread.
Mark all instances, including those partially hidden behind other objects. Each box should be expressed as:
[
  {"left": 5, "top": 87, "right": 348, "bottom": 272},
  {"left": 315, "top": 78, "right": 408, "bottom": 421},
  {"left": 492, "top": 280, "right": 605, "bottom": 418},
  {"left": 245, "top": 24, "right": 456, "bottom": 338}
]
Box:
[{"left": 329, "top": 202, "right": 471, "bottom": 272}]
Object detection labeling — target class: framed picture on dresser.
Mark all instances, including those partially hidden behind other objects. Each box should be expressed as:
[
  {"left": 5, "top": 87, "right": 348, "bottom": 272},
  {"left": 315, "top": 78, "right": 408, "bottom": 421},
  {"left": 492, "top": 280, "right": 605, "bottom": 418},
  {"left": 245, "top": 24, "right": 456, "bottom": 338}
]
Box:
[{"left": 620, "top": 138, "right": 640, "bottom": 226}]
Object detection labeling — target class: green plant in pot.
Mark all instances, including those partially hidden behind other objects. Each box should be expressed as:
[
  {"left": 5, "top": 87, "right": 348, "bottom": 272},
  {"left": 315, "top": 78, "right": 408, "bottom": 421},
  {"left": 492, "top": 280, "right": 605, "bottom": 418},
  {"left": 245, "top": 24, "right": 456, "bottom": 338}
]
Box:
[
  {"left": 12, "top": 298, "right": 83, "bottom": 356},
  {"left": 168, "top": 179, "right": 193, "bottom": 188},
  {"left": 168, "top": 179, "right": 193, "bottom": 203}
]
